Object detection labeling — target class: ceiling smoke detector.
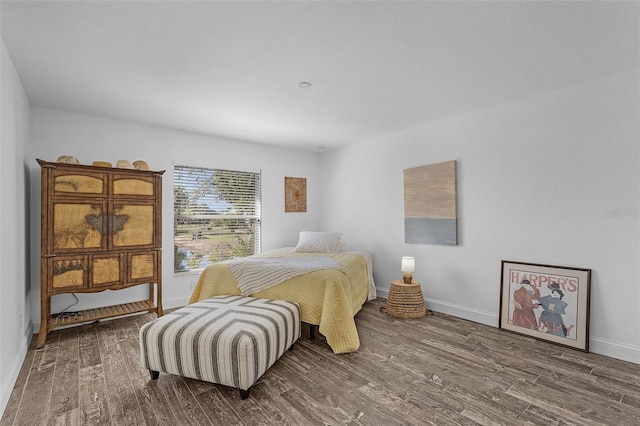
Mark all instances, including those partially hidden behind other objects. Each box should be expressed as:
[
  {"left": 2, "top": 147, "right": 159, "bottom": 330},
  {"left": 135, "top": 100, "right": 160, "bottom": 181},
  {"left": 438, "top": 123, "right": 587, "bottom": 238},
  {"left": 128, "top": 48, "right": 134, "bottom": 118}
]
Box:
[{"left": 298, "top": 82, "right": 312, "bottom": 89}]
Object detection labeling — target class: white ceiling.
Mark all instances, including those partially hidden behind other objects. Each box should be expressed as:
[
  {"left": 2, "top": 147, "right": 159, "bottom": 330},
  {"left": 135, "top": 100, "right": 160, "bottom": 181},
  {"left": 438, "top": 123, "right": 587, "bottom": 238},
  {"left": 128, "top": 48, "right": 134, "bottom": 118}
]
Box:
[{"left": 2, "top": 1, "right": 638, "bottom": 152}]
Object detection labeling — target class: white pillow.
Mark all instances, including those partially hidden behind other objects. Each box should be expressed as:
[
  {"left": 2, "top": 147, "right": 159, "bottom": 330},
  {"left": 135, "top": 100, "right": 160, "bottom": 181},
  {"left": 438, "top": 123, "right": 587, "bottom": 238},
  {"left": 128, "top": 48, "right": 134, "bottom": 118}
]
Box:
[{"left": 294, "top": 231, "right": 344, "bottom": 253}]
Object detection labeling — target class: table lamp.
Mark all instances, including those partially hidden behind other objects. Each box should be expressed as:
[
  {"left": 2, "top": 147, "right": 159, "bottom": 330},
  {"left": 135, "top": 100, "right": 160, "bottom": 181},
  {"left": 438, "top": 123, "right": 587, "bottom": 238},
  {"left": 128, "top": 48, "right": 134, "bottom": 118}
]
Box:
[{"left": 401, "top": 256, "right": 415, "bottom": 284}]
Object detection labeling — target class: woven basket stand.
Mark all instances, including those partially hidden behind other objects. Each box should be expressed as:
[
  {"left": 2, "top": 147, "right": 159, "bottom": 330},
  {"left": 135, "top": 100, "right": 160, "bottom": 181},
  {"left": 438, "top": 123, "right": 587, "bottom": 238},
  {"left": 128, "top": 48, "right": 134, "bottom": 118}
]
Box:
[{"left": 385, "top": 281, "right": 426, "bottom": 319}]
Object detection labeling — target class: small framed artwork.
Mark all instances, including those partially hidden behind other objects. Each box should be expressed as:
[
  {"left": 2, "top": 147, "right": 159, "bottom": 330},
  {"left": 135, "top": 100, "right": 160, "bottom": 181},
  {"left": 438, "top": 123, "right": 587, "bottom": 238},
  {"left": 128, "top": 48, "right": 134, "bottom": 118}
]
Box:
[
  {"left": 284, "top": 177, "right": 306, "bottom": 212},
  {"left": 499, "top": 260, "right": 591, "bottom": 352}
]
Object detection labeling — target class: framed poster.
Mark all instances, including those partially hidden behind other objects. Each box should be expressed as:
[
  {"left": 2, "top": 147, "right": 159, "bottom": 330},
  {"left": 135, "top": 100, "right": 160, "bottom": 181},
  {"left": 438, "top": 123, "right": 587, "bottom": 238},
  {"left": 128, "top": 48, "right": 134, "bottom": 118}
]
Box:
[
  {"left": 499, "top": 260, "right": 591, "bottom": 352},
  {"left": 284, "top": 177, "right": 306, "bottom": 212}
]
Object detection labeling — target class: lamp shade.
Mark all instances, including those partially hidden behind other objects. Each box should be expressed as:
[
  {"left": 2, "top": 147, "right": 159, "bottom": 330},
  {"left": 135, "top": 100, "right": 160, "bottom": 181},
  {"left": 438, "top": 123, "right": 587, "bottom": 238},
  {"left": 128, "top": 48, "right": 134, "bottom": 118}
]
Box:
[{"left": 401, "top": 256, "right": 415, "bottom": 273}]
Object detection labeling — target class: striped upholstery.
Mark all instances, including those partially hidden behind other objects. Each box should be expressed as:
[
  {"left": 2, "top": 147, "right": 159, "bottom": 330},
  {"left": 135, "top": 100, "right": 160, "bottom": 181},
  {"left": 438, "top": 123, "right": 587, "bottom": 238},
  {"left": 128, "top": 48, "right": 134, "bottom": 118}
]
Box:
[{"left": 139, "top": 295, "right": 300, "bottom": 393}]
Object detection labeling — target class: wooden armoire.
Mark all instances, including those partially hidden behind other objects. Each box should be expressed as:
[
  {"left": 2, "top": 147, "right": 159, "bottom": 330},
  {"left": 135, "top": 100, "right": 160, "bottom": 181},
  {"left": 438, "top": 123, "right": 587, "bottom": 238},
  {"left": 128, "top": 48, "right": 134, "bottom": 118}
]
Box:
[{"left": 37, "top": 158, "right": 164, "bottom": 348}]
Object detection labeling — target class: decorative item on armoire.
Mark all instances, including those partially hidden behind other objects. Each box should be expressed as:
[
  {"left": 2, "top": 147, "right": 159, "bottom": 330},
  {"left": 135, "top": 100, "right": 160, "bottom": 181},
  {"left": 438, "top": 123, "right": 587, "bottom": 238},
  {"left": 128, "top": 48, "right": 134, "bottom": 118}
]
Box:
[
  {"left": 133, "top": 160, "right": 150, "bottom": 170},
  {"left": 116, "top": 159, "right": 135, "bottom": 169},
  {"left": 56, "top": 155, "right": 80, "bottom": 164},
  {"left": 284, "top": 176, "right": 307, "bottom": 212}
]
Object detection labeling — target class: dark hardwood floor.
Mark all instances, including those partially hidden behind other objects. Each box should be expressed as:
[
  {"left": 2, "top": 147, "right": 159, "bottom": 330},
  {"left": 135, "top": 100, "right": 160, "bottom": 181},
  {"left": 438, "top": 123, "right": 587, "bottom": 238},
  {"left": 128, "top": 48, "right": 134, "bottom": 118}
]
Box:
[{"left": 2, "top": 298, "right": 639, "bottom": 425}]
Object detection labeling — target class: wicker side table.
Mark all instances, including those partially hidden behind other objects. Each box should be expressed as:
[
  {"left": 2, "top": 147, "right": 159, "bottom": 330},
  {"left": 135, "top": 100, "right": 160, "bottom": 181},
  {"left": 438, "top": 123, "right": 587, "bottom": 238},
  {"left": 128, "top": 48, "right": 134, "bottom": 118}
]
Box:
[{"left": 385, "top": 280, "right": 428, "bottom": 318}]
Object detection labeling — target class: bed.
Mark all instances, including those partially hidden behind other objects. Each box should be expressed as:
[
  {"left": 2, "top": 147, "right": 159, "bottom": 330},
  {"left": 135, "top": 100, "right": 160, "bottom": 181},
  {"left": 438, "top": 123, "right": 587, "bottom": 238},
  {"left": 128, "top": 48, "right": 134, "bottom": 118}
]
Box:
[{"left": 189, "top": 247, "right": 376, "bottom": 354}]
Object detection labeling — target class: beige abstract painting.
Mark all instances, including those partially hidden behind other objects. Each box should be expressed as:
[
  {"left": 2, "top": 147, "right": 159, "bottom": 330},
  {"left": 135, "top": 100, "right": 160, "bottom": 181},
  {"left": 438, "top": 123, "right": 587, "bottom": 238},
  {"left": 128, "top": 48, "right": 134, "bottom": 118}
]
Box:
[{"left": 404, "top": 160, "right": 457, "bottom": 245}]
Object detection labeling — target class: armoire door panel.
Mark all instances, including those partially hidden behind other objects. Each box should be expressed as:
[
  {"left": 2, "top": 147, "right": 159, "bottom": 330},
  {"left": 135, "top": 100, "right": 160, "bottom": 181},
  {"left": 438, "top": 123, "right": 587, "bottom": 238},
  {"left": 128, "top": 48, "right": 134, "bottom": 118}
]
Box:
[
  {"left": 54, "top": 172, "right": 105, "bottom": 196},
  {"left": 128, "top": 252, "right": 156, "bottom": 283},
  {"left": 50, "top": 256, "right": 86, "bottom": 291},
  {"left": 113, "top": 177, "right": 154, "bottom": 197},
  {"left": 111, "top": 204, "right": 155, "bottom": 247},
  {"left": 52, "top": 202, "right": 107, "bottom": 251},
  {"left": 91, "top": 255, "right": 123, "bottom": 288}
]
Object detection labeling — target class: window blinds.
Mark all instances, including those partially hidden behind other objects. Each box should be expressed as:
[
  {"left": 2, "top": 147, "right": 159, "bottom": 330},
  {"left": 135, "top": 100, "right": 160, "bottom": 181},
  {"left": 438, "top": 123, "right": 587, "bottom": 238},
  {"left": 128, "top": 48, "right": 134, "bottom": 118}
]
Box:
[{"left": 173, "top": 166, "right": 261, "bottom": 273}]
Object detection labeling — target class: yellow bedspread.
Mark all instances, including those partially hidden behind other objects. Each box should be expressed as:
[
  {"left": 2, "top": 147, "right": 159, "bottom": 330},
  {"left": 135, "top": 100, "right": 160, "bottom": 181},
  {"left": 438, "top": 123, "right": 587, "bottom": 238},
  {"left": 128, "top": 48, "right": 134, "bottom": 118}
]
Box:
[{"left": 189, "top": 249, "right": 370, "bottom": 354}]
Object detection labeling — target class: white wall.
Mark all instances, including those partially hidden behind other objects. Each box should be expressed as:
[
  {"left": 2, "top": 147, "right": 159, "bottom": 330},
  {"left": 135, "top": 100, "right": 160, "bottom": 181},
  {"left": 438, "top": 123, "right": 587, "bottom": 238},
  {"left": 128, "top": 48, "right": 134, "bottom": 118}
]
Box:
[
  {"left": 0, "top": 38, "right": 31, "bottom": 418},
  {"left": 28, "top": 107, "right": 321, "bottom": 323},
  {"left": 319, "top": 70, "right": 640, "bottom": 364}
]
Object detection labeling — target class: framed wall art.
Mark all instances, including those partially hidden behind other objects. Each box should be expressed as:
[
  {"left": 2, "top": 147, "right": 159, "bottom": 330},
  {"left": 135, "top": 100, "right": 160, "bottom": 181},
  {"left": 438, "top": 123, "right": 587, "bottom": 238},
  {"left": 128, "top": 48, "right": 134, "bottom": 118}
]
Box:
[
  {"left": 284, "top": 176, "right": 306, "bottom": 212},
  {"left": 404, "top": 160, "right": 457, "bottom": 245},
  {"left": 499, "top": 260, "right": 591, "bottom": 352}
]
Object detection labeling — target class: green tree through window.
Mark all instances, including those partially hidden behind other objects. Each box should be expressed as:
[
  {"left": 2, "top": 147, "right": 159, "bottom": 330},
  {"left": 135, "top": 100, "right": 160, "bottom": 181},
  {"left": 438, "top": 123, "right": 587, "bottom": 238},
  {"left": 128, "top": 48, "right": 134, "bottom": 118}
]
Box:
[{"left": 173, "top": 166, "right": 261, "bottom": 273}]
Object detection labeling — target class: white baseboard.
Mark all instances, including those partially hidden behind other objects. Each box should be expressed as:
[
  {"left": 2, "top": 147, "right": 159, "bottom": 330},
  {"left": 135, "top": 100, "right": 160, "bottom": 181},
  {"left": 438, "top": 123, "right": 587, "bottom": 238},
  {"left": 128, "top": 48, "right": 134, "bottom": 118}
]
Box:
[
  {"left": 0, "top": 323, "right": 33, "bottom": 420},
  {"left": 162, "top": 296, "right": 190, "bottom": 311},
  {"left": 375, "top": 288, "right": 640, "bottom": 365},
  {"left": 426, "top": 298, "right": 499, "bottom": 327},
  {"left": 376, "top": 287, "right": 498, "bottom": 327},
  {"left": 589, "top": 337, "right": 640, "bottom": 365}
]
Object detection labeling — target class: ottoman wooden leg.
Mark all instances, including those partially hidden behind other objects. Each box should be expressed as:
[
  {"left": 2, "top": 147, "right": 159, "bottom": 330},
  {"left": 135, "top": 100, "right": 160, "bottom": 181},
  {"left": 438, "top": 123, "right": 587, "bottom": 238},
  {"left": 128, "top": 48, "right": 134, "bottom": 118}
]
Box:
[
  {"left": 150, "top": 370, "right": 159, "bottom": 380},
  {"left": 240, "top": 388, "right": 250, "bottom": 400}
]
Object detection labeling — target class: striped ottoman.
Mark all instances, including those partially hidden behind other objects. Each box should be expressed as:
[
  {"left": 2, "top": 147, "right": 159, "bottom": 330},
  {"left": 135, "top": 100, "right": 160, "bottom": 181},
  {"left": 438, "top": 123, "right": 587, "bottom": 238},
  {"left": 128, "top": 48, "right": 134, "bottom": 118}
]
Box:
[{"left": 139, "top": 295, "right": 300, "bottom": 399}]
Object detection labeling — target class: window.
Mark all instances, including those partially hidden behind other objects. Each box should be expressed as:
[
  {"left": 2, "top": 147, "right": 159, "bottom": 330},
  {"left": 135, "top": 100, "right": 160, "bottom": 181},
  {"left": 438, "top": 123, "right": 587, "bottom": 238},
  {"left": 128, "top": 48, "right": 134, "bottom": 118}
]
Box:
[{"left": 173, "top": 166, "right": 261, "bottom": 273}]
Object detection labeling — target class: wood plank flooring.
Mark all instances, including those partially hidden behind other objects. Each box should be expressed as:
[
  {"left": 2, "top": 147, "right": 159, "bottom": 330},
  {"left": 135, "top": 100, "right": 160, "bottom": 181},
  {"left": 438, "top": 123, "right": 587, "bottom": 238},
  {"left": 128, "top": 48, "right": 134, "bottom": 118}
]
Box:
[{"left": 2, "top": 298, "right": 639, "bottom": 425}]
